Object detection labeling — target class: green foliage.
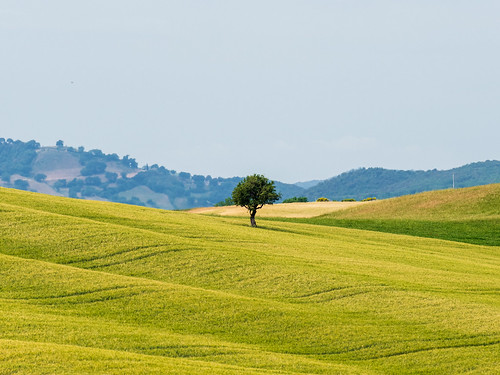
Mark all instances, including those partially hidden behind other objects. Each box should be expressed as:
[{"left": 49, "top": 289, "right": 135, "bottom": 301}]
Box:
[
  {"left": 68, "top": 188, "right": 79, "bottom": 198},
  {"left": 84, "top": 176, "right": 102, "bottom": 186},
  {"left": 34, "top": 173, "right": 47, "bottom": 182},
  {"left": 131, "top": 169, "right": 184, "bottom": 195},
  {"left": 13, "top": 179, "right": 29, "bottom": 190},
  {"left": 115, "top": 195, "right": 145, "bottom": 206},
  {"left": 80, "top": 186, "right": 99, "bottom": 197},
  {"left": 214, "top": 197, "right": 234, "bottom": 207},
  {"left": 105, "top": 172, "right": 118, "bottom": 183},
  {"left": 89, "top": 149, "right": 103, "bottom": 158},
  {"left": 232, "top": 174, "right": 281, "bottom": 226},
  {"left": 121, "top": 155, "right": 138, "bottom": 169},
  {"left": 81, "top": 161, "right": 106, "bottom": 176},
  {"left": 341, "top": 198, "right": 356, "bottom": 202},
  {"left": 0, "top": 138, "right": 39, "bottom": 177},
  {"left": 105, "top": 153, "right": 120, "bottom": 162},
  {"left": 282, "top": 196, "right": 308, "bottom": 203},
  {"left": 75, "top": 147, "right": 136, "bottom": 176},
  {"left": 316, "top": 197, "right": 329, "bottom": 202},
  {"left": 362, "top": 197, "right": 377, "bottom": 201},
  {"left": 67, "top": 178, "right": 84, "bottom": 189},
  {"left": 53, "top": 179, "right": 67, "bottom": 190},
  {"left": 67, "top": 179, "right": 84, "bottom": 197}
]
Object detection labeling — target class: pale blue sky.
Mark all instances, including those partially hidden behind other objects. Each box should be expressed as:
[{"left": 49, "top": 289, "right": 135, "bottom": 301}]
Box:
[{"left": 2, "top": 1, "right": 499, "bottom": 183}]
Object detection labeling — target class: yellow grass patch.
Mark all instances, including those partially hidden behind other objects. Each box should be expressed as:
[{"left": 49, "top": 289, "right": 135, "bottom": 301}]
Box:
[
  {"left": 189, "top": 201, "right": 370, "bottom": 218},
  {"left": 324, "top": 183, "right": 500, "bottom": 220}
]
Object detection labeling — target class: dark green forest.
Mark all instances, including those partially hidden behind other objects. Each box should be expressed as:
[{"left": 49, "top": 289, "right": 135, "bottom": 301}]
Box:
[{"left": 0, "top": 138, "right": 40, "bottom": 179}]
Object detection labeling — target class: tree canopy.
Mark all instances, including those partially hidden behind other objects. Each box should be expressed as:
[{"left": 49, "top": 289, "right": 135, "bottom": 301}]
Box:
[{"left": 232, "top": 174, "right": 281, "bottom": 227}]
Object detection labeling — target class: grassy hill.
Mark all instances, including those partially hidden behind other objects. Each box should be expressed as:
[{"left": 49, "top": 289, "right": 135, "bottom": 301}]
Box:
[
  {"left": 1, "top": 187, "right": 499, "bottom": 373},
  {"left": 323, "top": 183, "right": 500, "bottom": 220},
  {"left": 270, "top": 184, "right": 500, "bottom": 246}
]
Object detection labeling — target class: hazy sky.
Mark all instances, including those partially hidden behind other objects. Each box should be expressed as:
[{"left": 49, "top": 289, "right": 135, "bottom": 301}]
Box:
[{"left": 2, "top": 1, "right": 499, "bottom": 183}]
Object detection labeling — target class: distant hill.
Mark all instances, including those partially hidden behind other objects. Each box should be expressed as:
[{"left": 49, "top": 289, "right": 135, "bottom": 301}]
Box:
[
  {"left": 305, "top": 161, "right": 500, "bottom": 201},
  {"left": 1, "top": 138, "right": 499, "bottom": 209},
  {"left": 0, "top": 138, "right": 303, "bottom": 210},
  {"left": 293, "top": 179, "right": 323, "bottom": 189}
]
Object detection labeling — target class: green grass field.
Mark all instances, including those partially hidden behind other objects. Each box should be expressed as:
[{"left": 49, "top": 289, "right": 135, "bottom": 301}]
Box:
[
  {"left": 265, "top": 184, "right": 500, "bottom": 246},
  {"left": 1, "top": 186, "right": 499, "bottom": 374}
]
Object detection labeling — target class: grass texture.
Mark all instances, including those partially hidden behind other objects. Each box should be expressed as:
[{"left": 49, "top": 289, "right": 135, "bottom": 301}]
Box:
[
  {"left": 264, "top": 184, "right": 500, "bottom": 246},
  {"left": 0, "top": 186, "right": 499, "bottom": 374}
]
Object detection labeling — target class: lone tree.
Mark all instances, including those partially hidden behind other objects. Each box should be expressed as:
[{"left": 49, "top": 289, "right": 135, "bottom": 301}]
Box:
[{"left": 232, "top": 174, "right": 281, "bottom": 227}]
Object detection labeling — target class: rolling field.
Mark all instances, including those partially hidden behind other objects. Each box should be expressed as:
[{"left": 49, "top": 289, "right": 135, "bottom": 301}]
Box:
[
  {"left": 267, "top": 184, "right": 500, "bottom": 246},
  {"left": 1, "top": 187, "right": 499, "bottom": 374}
]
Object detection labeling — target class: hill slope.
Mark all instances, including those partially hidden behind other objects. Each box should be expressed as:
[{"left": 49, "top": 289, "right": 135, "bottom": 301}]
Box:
[
  {"left": 324, "top": 183, "right": 500, "bottom": 220},
  {"left": 1, "top": 187, "right": 499, "bottom": 374},
  {"left": 274, "top": 184, "right": 500, "bottom": 246},
  {"left": 0, "top": 139, "right": 304, "bottom": 209}
]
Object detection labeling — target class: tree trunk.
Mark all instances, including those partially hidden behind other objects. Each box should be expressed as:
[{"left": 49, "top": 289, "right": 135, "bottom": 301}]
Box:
[{"left": 250, "top": 210, "right": 257, "bottom": 227}]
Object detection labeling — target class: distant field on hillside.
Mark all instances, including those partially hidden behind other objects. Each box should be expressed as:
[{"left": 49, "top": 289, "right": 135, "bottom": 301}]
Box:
[
  {"left": 266, "top": 184, "right": 500, "bottom": 246},
  {"left": 190, "top": 201, "right": 369, "bottom": 218},
  {"left": 323, "top": 184, "right": 500, "bottom": 220},
  {"left": 1, "top": 187, "right": 499, "bottom": 374}
]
